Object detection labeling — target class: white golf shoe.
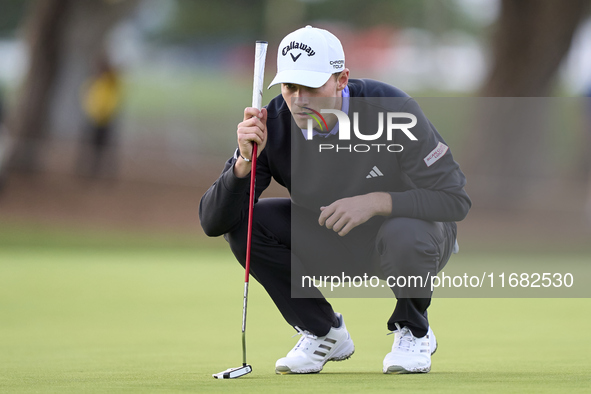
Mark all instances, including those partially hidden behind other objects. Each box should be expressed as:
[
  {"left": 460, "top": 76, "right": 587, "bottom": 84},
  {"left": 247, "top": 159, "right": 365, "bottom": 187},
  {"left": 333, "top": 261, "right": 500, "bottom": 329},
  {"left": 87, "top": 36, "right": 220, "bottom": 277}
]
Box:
[
  {"left": 275, "top": 313, "right": 355, "bottom": 374},
  {"left": 383, "top": 324, "right": 437, "bottom": 374}
]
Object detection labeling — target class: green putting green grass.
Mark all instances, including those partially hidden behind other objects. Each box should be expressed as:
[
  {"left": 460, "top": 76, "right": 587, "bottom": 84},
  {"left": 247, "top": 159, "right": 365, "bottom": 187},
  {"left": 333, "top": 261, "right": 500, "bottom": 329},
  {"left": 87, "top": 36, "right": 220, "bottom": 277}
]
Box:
[{"left": 1, "top": 235, "right": 590, "bottom": 393}]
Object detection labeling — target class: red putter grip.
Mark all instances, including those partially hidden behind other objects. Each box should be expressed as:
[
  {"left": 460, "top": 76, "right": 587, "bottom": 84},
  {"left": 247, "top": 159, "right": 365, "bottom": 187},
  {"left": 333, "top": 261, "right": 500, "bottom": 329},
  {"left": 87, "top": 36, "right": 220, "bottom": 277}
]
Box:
[{"left": 244, "top": 143, "right": 257, "bottom": 283}]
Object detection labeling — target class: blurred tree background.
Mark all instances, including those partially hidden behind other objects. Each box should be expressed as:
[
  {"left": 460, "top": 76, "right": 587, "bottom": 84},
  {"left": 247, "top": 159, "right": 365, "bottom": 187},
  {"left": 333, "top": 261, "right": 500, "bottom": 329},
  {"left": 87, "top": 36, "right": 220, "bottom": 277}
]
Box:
[
  {"left": 0, "top": 0, "right": 590, "bottom": 234},
  {"left": 9, "top": 0, "right": 139, "bottom": 172}
]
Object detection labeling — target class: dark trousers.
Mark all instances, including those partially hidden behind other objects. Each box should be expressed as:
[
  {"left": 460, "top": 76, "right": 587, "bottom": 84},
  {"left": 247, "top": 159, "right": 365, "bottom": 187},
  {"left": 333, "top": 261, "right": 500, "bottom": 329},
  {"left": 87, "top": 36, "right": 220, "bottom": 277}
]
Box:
[{"left": 226, "top": 198, "right": 456, "bottom": 338}]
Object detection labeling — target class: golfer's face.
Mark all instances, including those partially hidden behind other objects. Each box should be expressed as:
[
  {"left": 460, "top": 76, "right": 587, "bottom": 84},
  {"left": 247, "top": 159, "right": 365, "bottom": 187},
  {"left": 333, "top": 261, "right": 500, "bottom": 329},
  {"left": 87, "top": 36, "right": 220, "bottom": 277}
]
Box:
[{"left": 282, "top": 78, "right": 340, "bottom": 130}]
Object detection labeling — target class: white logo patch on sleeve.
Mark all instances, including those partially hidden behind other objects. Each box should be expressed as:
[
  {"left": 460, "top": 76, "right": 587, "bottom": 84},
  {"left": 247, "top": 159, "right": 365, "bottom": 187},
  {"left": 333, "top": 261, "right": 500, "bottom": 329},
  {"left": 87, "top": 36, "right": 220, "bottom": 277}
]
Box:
[{"left": 424, "top": 142, "right": 449, "bottom": 167}]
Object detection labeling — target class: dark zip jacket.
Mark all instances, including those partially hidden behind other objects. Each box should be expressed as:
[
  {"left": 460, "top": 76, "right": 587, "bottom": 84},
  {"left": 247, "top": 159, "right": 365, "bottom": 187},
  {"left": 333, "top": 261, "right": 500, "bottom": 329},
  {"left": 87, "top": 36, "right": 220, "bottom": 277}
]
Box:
[{"left": 199, "top": 78, "right": 471, "bottom": 237}]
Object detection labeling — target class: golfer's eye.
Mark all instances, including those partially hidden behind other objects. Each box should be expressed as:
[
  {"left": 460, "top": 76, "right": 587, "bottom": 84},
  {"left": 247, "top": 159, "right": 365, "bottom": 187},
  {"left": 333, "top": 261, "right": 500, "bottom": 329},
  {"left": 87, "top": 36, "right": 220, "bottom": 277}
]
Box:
[{"left": 284, "top": 83, "right": 296, "bottom": 91}]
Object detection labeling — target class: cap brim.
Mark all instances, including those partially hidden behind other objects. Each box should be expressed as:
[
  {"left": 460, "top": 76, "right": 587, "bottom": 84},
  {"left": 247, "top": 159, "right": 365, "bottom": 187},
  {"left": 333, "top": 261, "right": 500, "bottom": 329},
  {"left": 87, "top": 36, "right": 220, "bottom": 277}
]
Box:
[{"left": 268, "top": 70, "right": 333, "bottom": 89}]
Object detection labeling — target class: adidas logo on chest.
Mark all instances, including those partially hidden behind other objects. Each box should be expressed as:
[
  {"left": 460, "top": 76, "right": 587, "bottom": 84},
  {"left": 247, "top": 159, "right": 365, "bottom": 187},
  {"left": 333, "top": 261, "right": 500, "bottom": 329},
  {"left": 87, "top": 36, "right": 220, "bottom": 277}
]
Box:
[{"left": 366, "top": 166, "right": 384, "bottom": 179}]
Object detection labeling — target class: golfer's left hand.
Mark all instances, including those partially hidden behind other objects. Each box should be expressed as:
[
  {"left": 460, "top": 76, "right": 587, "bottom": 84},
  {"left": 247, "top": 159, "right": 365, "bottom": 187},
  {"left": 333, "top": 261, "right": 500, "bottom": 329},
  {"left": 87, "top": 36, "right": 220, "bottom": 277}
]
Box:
[{"left": 319, "top": 193, "right": 392, "bottom": 237}]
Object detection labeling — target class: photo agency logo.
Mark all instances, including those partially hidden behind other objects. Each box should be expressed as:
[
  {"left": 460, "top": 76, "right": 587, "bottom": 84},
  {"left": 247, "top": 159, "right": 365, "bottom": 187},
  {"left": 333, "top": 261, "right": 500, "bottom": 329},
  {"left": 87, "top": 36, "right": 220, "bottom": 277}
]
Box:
[
  {"left": 302, "top": 106, "right": 328, "bottom": 132},
  {"left": 303, "top": 109, "right": 418, "bottom": 153}
]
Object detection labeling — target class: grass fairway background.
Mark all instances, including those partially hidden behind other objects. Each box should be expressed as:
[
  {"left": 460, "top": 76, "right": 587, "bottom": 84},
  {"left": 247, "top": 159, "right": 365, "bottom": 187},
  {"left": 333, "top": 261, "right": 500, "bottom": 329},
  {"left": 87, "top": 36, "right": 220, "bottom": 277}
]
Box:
[{"left": 1, "top": 229, "right": 590, "bottom": 393}]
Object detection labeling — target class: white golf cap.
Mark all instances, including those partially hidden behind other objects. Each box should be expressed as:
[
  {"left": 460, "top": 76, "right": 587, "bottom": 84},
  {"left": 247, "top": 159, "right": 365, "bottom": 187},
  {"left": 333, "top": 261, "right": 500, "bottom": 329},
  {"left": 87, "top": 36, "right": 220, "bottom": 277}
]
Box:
[{"left": 268, "top": 25, "right": 345, "bottom": 89}]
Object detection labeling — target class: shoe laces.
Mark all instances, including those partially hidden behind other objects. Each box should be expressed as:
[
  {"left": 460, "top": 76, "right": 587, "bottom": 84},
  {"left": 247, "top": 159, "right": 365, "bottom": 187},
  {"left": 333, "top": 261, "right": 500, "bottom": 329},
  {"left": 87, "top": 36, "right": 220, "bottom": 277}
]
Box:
[
  {"left": 292, "top": 326, "right": 318, "bottom": 352},
  {"left": 389, "top": 323, "right": 415, "bottom": 352}
]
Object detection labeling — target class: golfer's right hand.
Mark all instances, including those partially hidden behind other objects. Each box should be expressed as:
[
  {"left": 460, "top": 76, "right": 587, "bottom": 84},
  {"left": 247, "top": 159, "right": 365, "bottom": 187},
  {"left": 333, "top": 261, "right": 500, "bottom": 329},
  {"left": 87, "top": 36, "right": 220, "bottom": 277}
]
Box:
[{"left": 235, "top": 107, "right": 267, "bottom": 177}]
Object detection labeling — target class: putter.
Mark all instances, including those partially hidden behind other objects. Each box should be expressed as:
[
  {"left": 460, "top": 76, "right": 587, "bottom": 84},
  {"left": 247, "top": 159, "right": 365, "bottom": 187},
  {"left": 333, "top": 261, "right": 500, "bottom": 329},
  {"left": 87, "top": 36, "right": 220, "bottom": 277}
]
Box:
[{"left": 213, "top": 40, "right": 268, "bottom": 380}]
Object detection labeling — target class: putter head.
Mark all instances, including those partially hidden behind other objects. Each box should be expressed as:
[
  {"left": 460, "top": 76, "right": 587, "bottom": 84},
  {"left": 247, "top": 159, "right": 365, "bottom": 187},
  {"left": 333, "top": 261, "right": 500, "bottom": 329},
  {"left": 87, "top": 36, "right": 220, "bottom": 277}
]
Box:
[{"left": 212, "top": 364, "right": 252, "bottom": 379}]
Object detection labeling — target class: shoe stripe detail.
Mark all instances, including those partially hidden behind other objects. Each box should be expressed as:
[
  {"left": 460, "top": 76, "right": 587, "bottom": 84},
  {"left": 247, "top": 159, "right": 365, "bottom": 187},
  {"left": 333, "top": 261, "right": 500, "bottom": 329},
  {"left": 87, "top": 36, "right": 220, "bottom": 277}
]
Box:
[
  {"left": 319, "top": 344, "right": 331, "bottom": 350},
  {"left": 325, "top": 338, "right": 337, "bottom": 344},
  {"left": 314, "top": 351, "right": 327, "bottom": 357}
]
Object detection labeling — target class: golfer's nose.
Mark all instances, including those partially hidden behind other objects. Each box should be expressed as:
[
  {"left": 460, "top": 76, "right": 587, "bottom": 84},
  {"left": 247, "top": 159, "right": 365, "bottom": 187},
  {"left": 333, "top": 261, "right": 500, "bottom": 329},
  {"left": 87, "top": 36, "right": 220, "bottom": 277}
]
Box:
[{"left": 293, "top": 92, "right": 309, "bottom": 107}]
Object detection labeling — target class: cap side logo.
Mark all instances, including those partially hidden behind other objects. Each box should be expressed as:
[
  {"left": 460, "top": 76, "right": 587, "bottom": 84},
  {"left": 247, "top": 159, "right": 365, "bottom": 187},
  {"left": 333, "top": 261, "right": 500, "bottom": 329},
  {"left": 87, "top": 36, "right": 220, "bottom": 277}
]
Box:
[
  {"left": 330, "top": 60, "right": 344, "bottom": 69},
  {"left": 290, "top": 53, "right": 302, "bottom": 62}
]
